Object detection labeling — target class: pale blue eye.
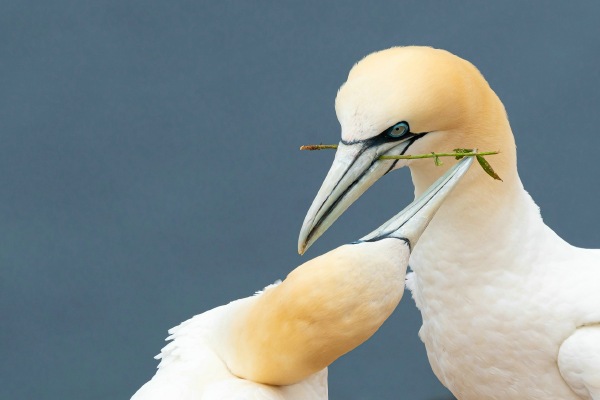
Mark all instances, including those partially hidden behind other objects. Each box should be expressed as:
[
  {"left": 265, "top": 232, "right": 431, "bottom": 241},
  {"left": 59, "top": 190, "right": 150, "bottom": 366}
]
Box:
[{"left": 388, "top": 121, "right": 409, "bottom": 138}]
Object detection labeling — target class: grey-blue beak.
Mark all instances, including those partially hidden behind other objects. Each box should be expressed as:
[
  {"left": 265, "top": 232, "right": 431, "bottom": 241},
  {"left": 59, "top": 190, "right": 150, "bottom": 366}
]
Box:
[
  {"left": 298, "top": 137, "right": 419, "bottom": 254},
  {"left": 357, "top": 156, "right": 473, "bottom": 248}
]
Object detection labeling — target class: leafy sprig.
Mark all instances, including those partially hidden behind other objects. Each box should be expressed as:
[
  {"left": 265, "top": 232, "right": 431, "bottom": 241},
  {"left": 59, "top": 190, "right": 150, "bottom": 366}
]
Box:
[{"left": 299, "top": 145, "right": 502, "bottom": 181}]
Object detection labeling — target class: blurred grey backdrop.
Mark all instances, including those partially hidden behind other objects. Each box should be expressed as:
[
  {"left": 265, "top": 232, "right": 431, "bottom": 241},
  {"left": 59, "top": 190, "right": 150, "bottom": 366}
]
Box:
[{"left": 2, "top": 1, "right": 600, "bottom": 399}]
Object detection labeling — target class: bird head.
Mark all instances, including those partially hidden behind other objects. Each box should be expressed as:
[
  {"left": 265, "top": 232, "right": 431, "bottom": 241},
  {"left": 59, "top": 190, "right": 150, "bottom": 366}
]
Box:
[{"left": 298, "top": 46, "right": 515, "bottom": 254}]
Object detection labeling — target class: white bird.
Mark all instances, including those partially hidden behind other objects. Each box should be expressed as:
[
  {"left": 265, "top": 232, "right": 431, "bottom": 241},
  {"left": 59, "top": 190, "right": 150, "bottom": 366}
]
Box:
[
  {"left": 132, "top": 157, "right": 472, "bottom": 400},
  {"left": 298, "top": 46, "right": 600, "bottom": 400}
]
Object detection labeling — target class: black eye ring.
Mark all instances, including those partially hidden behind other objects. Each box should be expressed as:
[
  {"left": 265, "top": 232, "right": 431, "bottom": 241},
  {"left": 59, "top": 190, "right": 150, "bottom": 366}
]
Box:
[{"left": 388, "top": 121, "right": 410, "bottom": 138}]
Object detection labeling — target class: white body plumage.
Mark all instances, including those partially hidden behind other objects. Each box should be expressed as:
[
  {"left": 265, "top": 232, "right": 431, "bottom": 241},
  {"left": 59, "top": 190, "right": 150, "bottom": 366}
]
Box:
[{"left": 408, "top": 179, "right": 600, "bottom": 399}]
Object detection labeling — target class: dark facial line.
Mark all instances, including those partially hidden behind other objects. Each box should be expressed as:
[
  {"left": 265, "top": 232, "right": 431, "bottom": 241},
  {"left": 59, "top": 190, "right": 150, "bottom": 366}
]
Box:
[
  {"left": 383, "top": 136, "right": 419, "bottom": 176},
  {"left": 340, "top": 131, "right": 421, "bottom": 146},
  {"left": 308, "top": 142, "right": 371, "bottom": 227},
  {"left": 306, "top": 135, "right": 421, "bottom": 246},
  {"left": 308, "top": 127, "right": 419, "bottom": 231}
]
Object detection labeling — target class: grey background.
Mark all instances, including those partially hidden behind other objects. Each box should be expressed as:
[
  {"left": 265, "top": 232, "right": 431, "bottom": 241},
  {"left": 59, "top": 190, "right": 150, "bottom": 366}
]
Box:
[{"left": 2, "top": 1, "right": 600, "bottom": 399}]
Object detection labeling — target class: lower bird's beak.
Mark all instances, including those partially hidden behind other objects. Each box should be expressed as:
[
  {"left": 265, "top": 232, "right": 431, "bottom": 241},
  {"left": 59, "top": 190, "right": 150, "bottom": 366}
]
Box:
[
  {"left": 298, "top": 137, "right": 419, "bottom": 254},
  {"left": 358, "top": 157, "right": 473, "bottom": 248}
]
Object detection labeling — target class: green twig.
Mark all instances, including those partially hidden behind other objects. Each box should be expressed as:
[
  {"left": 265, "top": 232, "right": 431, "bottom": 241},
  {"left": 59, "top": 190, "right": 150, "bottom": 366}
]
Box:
[
  {"left": 379, "top": 151, "right": 499, "bottom": 160},
  {"left": 300, "top": 144, "right": 502, "bottom": 181},
  {"left": 299, "top": 144, "right": 339, "bottom": 150}
]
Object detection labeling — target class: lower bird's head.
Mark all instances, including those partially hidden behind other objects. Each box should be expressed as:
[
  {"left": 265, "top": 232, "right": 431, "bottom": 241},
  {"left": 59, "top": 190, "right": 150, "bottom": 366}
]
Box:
[{"left": 298, "top": 46, "right": 515, "bottom": 254}]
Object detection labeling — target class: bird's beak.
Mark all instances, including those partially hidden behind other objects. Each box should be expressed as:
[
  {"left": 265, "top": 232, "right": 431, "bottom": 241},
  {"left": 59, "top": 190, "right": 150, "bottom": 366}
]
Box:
[
  {"left": 298, "top": 136, "right": 420, "bottom": 254},
  {"left": 357, "top": 157, "right": 473, "bottom": 248}
]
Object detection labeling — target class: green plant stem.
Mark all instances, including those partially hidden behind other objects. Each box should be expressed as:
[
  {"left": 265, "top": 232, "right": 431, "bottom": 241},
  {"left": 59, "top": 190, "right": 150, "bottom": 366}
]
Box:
[
  {"left": 299, "top": 144, "right": 339, "bottom": 150},
  {"left": 300, "top": 144, "right": 502, "bottom": 180},
  {"left": 300, "top": 144, "right": 499, "bottom": 160},
  {"left": 379, "top": 151, "right": 499, "bottom": 160}
]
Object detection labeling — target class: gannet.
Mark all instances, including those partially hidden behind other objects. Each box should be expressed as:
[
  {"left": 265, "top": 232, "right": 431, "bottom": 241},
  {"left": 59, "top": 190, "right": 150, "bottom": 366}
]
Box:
[
  {"left": 298, "top": 46, "right": 600, "bottom": 399},
  {"left": 131, "top": 158, "right": 472, "bottom": 400}
]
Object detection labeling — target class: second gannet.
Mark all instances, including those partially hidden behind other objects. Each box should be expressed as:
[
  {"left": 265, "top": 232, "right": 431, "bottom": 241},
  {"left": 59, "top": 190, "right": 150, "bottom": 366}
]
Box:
[
  {"left": 131, "top": 157, "right": 473, "bottom": 399},
  {"left": 298, "top": 46, "right": 600, "bottom": 399}
]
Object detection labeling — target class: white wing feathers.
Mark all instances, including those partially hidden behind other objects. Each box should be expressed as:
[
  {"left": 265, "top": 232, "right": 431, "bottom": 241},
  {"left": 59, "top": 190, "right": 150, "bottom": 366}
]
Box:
[
  {"left": 132, "top": 287, "right": 328, "bottom": 400},
  {"left": 559, "top": 325, "right": 600, "bottom": 399}
]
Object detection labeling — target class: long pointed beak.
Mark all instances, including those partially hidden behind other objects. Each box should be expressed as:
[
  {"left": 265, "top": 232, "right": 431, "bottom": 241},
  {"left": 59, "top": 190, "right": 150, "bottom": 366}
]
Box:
[
  {"left": 358, "top": 157, "right": 473, "bottom": 248},
  {"left": 298, "top": 136, "right": 419, "bottom": 254}
]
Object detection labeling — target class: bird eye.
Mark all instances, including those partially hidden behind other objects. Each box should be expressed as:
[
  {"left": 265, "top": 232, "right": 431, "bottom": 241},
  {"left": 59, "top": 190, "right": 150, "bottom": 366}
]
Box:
[{"left": 388, "top": 121, "right": 409, "bottom": 138}]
